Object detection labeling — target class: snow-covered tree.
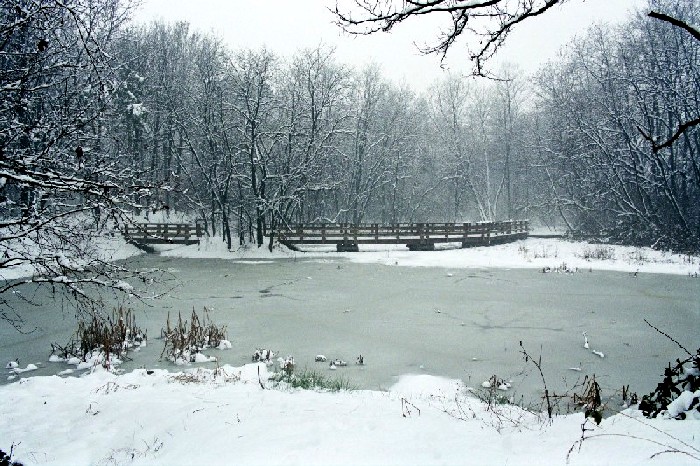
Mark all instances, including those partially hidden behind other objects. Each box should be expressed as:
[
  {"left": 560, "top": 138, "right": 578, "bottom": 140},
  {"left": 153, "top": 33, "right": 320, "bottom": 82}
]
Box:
[
  {"left": 0, "top": 0, "right": 158, "bottom": 327},
  {"left": 533, "top": 0, "right": 699, "bottom": 250}
]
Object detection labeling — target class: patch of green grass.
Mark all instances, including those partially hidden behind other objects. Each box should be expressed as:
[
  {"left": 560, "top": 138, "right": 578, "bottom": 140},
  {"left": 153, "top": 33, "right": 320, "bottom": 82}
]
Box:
[{"left": 270, "top": 367, "right": 355, "bottom": 392}]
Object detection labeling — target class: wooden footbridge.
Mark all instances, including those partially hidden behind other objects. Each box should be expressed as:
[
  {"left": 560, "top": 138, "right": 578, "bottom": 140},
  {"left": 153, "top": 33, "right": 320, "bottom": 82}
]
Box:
[
  {"left": 123, "top": 220, "right": 528, "bottom": 252},
  {"left": 278, "top": 220, "right": 528, "bottom": 252},
  {"left": 124, "top": 223, "right": 204, "bottom": 248}
]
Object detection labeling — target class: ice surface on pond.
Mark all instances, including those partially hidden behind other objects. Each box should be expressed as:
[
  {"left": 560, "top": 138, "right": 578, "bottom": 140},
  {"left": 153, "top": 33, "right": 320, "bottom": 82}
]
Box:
[{"left": 1, "top": 251, "right": 698, "bottom": 407}]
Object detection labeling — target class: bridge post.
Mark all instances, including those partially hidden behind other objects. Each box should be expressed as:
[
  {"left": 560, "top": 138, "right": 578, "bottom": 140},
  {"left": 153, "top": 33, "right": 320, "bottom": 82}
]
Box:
[
  {"left": 407, "top": 222, "right": 435, "bottom": 251},
  {"left": 480, "top": 223, "right": 489, "bottom": 246},
  {"left": 461, "top": 222, "right": 469, "bottom": 248},
  {"left": 336, "top": 222, "right": 358, "bottom": 252}
]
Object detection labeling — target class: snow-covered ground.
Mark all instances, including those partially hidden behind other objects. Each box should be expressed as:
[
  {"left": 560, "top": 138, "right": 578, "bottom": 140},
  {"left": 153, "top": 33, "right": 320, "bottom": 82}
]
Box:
[
  {"left": 161, "top": 235, "right": 700, "bottom": 276},
  {"left": 2, "top": 233, "right": 699, "bottom": 465},
  {"left": 1, "top": 363, "right": 698, "bottom": 466}
]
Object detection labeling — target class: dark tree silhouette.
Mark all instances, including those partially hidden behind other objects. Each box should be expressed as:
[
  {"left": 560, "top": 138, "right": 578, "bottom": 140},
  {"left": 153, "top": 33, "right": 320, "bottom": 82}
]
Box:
[
  {"left": 333, "top": 0, "right": 565, "bottom": 77},
  {"left": 639, "top": 10, "right": 700, "bottom": 152}
]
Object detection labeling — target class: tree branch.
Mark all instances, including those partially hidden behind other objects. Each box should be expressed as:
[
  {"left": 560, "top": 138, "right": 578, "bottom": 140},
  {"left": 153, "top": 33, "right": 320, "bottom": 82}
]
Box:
[
  {"left": 638, "top": 11, "right": 700, "bottom": 152},
  {"left": 333, "top": 0, "right": 566, "bottom": 77},
  {"left": 648, "top": 10, "right": 700, "bottom": 42}
]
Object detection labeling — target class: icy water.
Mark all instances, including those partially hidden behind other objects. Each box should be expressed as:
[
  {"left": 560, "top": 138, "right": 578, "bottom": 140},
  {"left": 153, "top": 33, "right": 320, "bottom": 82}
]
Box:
[{"left": 2, "top": 255, "right": 698, "bottom": 409}]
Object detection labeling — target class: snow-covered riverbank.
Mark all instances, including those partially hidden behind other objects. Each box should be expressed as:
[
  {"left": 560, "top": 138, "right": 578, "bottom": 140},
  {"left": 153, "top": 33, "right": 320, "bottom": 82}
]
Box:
[
  {"left": 160, "top": 236, "right": 700, "bottom": 276},
  {"left": 1, "top": 363, "right": 698, "bottom": 466}
]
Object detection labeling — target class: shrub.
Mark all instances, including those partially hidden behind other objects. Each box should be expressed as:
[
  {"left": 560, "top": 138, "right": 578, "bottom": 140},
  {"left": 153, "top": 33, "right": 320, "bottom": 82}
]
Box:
[
  {"left": 572, "top": 375, "right": 603, "bottom": 424},
  {"left": 50, "top": 307, "right": 146, "bottom": 368},
  {"left": 0, "top": 447, "right": 23, "bottom": 466},
  {"left": 270, "top": 367, "right": 354, "bottom": 391},
  {"left": 160, "top": 307, "right": 227, "bottom": 364},
  {"left": 638, "top": 349, "right": 700, "bottom": 419},
  {"left": 581, "top": 245, "right": 615, "bottom": 261}
]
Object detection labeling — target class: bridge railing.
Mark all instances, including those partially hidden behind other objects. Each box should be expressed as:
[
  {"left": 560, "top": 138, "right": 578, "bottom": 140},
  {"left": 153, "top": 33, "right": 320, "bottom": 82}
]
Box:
[
  {"left": 124, "top": 223, "right": 203, "bottom": 245},
  {"left": 278, "top": 220, "right": 528, "bottom": 249}
]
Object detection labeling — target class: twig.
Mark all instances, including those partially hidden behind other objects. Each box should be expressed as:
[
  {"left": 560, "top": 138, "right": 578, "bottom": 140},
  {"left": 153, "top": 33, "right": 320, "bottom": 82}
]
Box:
[
  {"left": 401, "top": 397, "right": 421, "bottom": 417},
  {"left": 644, "top": 319, "right": 691, "bottom": 356},
  {"left": 520, "top": 341, "right": 553, "bottom": 419},
  {"left": 258, "top": 365, "right": 265, "bottom": 390},
  {"left": 613, "top": 408, "right": 700, "bottom": 456},
  {"left": 568, "top": 432, "right": 700, "bottom": 463}
]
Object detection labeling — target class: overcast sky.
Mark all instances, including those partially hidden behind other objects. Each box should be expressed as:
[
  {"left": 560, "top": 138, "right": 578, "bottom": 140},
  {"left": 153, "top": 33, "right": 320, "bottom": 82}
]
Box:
[{"left": 133, "top": 0, "right": 648, "bottom": 90}]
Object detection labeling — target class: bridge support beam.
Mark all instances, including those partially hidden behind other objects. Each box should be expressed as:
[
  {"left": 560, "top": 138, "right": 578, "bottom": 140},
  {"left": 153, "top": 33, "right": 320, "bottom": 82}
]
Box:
[
  {"left": 407, "top": 242, "right": 435, "bottom": 251},
  {"left": 336, "top": 241, "right": 359, "bottom": 252}
]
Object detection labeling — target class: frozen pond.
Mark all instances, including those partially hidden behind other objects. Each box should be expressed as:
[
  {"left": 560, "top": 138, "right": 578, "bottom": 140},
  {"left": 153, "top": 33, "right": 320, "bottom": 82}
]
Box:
[{"left": 2, "top": 255, "right": 698, "bottom": 409}]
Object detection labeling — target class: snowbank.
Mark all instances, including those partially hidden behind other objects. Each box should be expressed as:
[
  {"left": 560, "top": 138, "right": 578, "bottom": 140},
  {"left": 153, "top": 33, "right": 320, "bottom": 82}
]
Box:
[
  {"left": 159, "top": 235, "right": 296, "bottom": 260},
  {"left": 161, "top": 237, "right": 700, "bottom": 276},
  {"left": 0, "top": 365, "right": 697, "bottom": 465}
]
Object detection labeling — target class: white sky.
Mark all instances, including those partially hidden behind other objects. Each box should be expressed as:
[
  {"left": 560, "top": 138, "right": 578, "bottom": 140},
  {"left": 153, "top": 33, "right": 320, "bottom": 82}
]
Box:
[{"left": 133, "top": 0, "right": 648, "bottom": 90}]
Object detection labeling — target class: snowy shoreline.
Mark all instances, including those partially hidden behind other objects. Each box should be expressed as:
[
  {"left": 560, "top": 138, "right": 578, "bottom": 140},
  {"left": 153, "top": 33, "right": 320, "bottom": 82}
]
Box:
[
  {"left": 1, "top": 363, "right": 698, "bottom": 466},
  {"left": 159, "top": 236, "right": 700, "bottom": 276},
  {"left": 3, "top": 234, "right": 698, "bottom": 281}
]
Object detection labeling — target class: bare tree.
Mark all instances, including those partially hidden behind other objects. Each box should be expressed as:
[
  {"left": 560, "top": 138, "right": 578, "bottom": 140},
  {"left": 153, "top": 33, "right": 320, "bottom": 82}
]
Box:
[
  {"left": 335, "top": 0, "right": 700, "bottom": 149},
  {"left": 231, "top": 48, "right": 277, "bottom": 247},
  {"left": 274, "top": 46, "right": 351, "bottom": 228}
]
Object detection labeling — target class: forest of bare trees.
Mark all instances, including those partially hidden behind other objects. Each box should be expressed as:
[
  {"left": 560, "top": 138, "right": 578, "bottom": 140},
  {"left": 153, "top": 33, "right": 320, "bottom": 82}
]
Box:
[
  {"left": 95, "top": 0, "right": 696, "bottom": 252},
  {"left": 1, "top": 0, "right": 698, "bottom": 309}
]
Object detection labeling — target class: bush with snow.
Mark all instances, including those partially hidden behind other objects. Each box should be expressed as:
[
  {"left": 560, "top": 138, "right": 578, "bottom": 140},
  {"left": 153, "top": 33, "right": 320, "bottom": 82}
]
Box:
[
  {"left": 252, "top": 348, "right": 276, "bottom": 364},
  {"left": 0, "top": 447, "right": 23, "bottom": 466},
  {"left": 217, "top": 339, "right": 232, "bottom": 350},
  {"left": 638, "top": 349, "right": 700, "bottom": 420},
  {"left": 579, "top": 245, "right": 616, "bottom": 261}
]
